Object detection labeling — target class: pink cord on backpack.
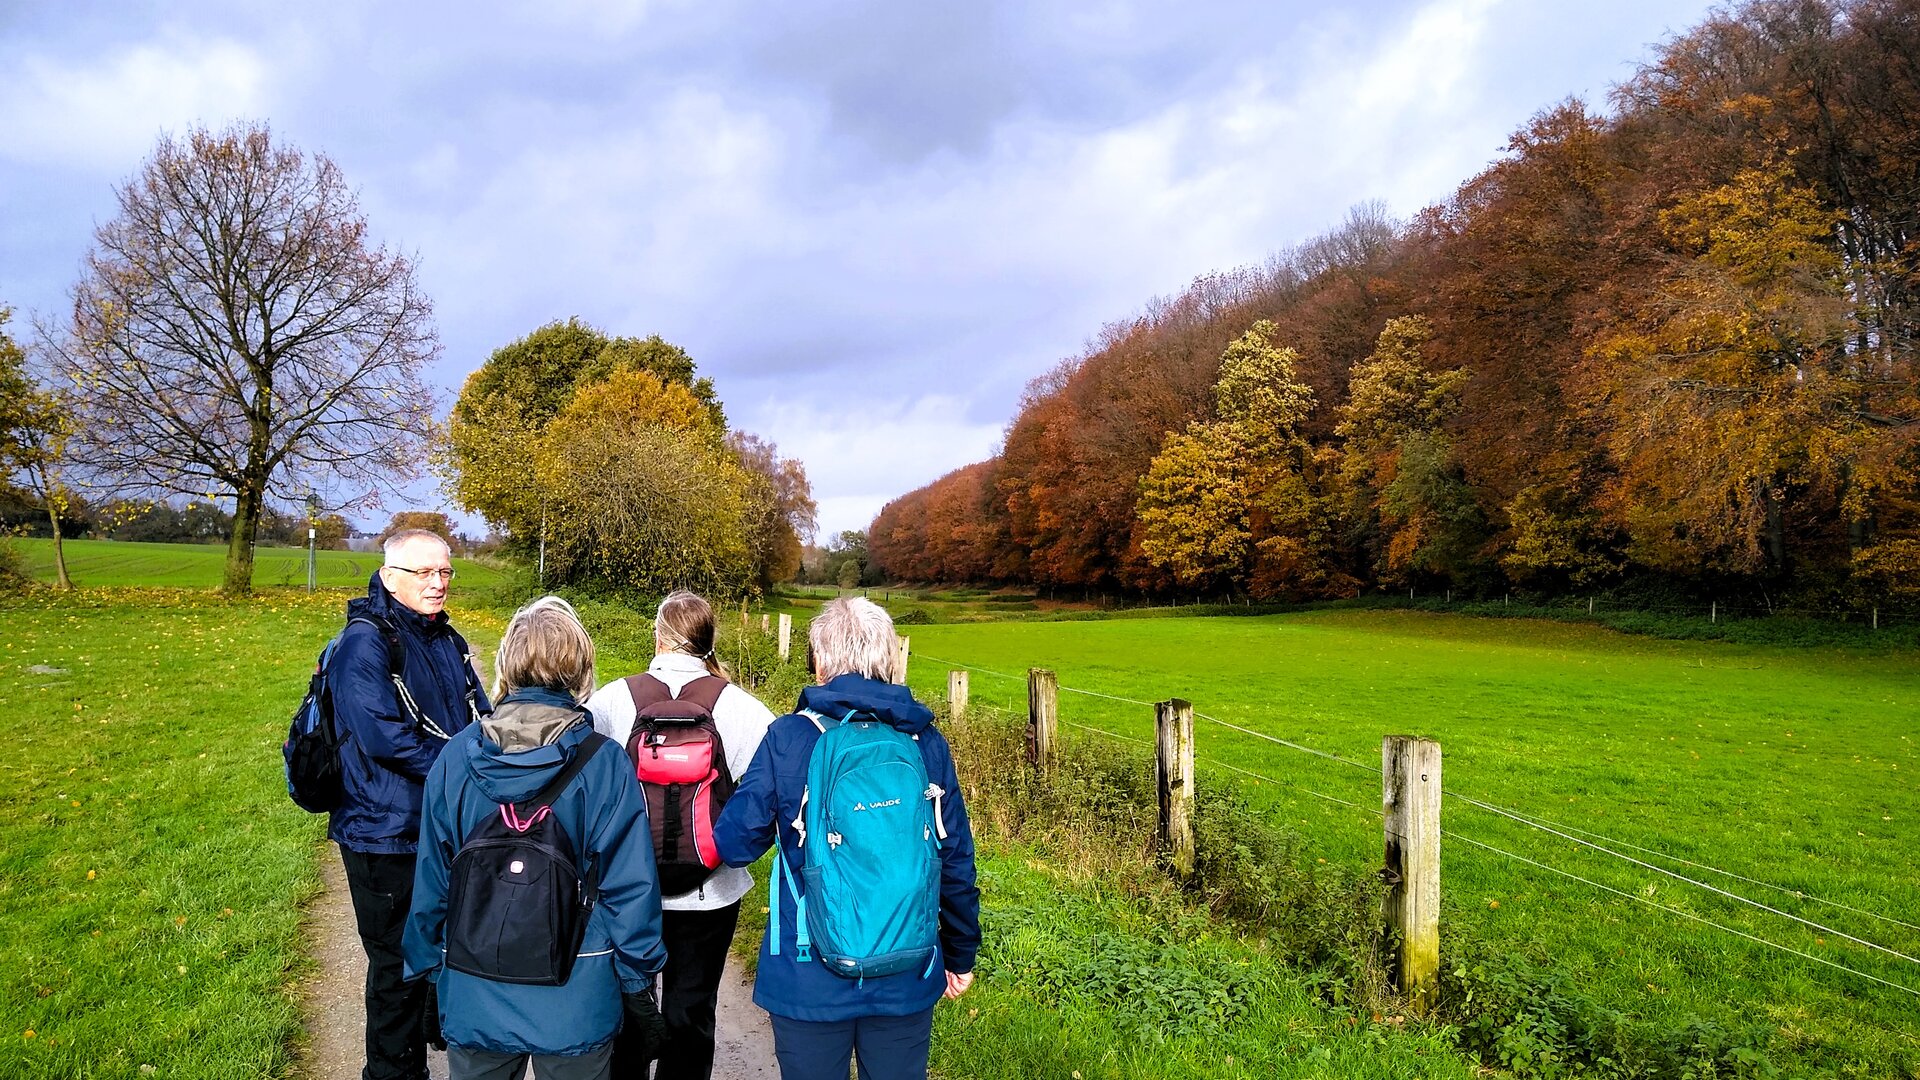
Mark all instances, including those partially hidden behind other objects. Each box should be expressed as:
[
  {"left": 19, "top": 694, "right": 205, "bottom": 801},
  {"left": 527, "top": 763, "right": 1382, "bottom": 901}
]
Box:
[{"left": 500, "top": 804, "right": 553, "bottom": 833}]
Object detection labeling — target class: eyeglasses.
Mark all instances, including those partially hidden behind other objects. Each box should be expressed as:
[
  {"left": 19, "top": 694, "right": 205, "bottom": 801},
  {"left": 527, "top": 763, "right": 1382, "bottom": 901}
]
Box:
[{"left": 385, "top": 564, "right": 455, "bottom": 583}]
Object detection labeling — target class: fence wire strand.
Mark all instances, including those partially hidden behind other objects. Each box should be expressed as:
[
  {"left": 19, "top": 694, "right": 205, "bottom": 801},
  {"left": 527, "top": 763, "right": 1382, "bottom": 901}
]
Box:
[
  {"left": 1446, "top": 790, "right": 1920, "bottom": 965},
  {"left": 1447, "top": 830, "right": 1920, "bottom": 999},
  {"left": 1448, "top": 796, "right": 1920, "bottom": 936},
  {"left": 919, "top": 649, "right": 1920, "bottom": 983}
]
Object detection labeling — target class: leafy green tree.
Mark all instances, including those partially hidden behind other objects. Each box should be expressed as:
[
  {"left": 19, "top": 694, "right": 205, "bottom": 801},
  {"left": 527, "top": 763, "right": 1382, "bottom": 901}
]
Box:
[
  {"left": 1337, "top": 316, "right": 1481, "bottom": 585},
  {"left": 444, "top": 320, "right": 725, "bottom": 553}
]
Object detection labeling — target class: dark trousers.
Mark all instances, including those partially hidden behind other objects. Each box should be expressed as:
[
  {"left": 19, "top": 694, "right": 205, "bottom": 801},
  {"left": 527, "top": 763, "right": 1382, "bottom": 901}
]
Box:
[
  {"left": 449, "top": 1044, "right": 612, "bottom": 1080},
  {"left": 614, "top": 901, "right": 742, "bottom": 1080},
  {"left": 767, "top": 1007, "right": 935, "bottom": 1080},
  {"left": 341, "top": 847, "right": 429, "bottom": 1080}
]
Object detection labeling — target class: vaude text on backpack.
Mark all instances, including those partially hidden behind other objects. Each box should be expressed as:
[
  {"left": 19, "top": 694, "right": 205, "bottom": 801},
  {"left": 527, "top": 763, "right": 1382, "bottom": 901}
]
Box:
[
  {"left": 624, "top": 674, "right": 736, "bottom": 896},
  {"left": 770, "top": 708, "right": 945, "bottom": 980},
  {"left": 444, "top": 732, "right": 608, "bottom": 986}
]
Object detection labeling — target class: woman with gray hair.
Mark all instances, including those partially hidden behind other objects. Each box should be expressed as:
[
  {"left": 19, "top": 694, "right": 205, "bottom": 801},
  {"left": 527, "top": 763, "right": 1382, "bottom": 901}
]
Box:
[
  {"left": 404, "top": 596, "right": 668, "bottom": 1079},
  {"left": 713, "top": 597, "right": 979, "bottom": 1080}
]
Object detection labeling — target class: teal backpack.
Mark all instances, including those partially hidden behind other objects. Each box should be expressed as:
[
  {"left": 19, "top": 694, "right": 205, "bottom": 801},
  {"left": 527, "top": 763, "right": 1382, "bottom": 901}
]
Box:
[{"left": 770, "top": 708, "right": 946, "bottom": 980}]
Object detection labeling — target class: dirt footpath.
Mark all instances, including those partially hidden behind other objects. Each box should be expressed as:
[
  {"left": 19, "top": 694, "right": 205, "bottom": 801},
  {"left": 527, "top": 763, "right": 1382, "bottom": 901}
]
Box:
[{"left": 298, "top": 848, "right": 777, "bottom": 1079}]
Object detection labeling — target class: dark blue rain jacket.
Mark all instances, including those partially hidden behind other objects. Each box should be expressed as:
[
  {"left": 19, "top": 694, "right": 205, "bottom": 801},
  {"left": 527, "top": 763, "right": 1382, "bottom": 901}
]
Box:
[
  {"left": 403, "top": 691, "right": 666, "bottom": 1056},
  {"left": 713, "top": 674, "right": 981, "bottom": 1022},
  {"left": 327, "top": 572, "right": 490, "bottom": 854}
]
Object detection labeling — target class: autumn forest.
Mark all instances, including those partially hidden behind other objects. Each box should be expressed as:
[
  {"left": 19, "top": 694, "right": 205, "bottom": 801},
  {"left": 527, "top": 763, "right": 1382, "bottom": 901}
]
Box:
[{"left": 869, "top": 0, "right": 1920, "bottom": 610}]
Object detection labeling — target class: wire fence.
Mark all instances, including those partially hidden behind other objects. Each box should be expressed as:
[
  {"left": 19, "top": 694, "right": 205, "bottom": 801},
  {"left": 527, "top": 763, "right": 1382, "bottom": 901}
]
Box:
[{"left": 916, "top": 650, "right": 1920, "bottom": 1000}]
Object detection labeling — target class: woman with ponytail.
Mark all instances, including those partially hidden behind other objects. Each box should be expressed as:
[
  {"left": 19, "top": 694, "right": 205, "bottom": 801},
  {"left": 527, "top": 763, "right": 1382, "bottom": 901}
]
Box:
[{"left": 586, "top": 590, "right": 775, "bottom": 1079}]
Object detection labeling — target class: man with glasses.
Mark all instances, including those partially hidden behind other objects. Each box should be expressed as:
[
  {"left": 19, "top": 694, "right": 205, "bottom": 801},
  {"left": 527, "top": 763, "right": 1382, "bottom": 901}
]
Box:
[{"left": 331, "top": 528, "right": 490, "bottom": 1080}]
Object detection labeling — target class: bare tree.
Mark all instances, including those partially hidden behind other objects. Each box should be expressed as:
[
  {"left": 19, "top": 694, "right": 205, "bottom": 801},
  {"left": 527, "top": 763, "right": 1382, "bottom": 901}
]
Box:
[{"left": 52, "top": 122, "right": 438, "bottom": 594}]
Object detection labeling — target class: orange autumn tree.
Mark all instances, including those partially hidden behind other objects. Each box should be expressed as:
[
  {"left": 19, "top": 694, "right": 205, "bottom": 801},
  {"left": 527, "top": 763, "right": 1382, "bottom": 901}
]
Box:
[{"left": 1588, "top": 162, "right": 1878, "bottom": 577}]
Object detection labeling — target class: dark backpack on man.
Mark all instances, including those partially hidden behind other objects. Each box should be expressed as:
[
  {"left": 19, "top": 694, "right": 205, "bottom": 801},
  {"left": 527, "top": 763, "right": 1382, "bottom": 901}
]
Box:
[
  {"left": 444, "top": 732, "right": 608, "bottom": 986},
  {"left": 283, "top": 616, "right": 399, "bottom": 813},
  {"left": 282, "top": 615, "right": 479, "bottom": 813},
  {"left": 624, "top": 674, "right": 736, "bottom": 895}
]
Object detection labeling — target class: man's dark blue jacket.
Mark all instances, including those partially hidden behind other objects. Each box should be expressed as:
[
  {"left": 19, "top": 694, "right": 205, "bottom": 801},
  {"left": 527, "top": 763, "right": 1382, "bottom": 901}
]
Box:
[
  {"left": 713, "top": 674, "right": 981, "bottom": 1022},
  {"left": 328, "top": 571, "right": 489, "bottom": 854}
]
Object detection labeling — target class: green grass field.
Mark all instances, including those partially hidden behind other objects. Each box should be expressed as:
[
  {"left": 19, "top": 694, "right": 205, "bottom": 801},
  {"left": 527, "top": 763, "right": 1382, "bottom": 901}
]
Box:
[
  {"left": 0, "top": 573, "right": 1500, "bottom": 1079},
  {"left": 9, "top": 538, "right": 506, "bottom": 591},
  {"left": 900, "top": 612, "right": 1919, "bottom": 1075}
]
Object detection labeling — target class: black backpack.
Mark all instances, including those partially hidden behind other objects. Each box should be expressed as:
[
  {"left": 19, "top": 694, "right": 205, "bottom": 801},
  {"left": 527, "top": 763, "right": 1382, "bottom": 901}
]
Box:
[
  {"left": 444, "top": 732, "right": 608, "bottom": 986},
  {"left": 283, "top": 616, "right": 398, "bottom": 813},
  {"left": 624, "top": 674, "right": 737, "bottom": 896},
  {"left": 281, "top": 616, "right": 480, "bottom": 813}
]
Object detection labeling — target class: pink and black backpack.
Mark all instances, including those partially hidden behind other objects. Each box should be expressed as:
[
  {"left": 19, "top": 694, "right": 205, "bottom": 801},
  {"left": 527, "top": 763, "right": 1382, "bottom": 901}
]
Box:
[{"left": 623, "top": 674, "right": 735, "bottom": 895}]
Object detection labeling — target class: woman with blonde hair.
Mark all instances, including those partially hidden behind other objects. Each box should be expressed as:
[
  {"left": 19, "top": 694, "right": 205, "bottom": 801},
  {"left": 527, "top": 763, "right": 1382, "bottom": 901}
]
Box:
[
  {"left": 405, "top": 596, "right": 667, "bottom": 1079},
  {"left": 587, "top": 590, "right": 776, "bottom": 1079}
]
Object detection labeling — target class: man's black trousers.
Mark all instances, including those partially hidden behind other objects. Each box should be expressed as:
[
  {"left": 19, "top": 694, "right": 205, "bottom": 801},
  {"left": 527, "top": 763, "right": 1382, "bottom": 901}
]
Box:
[
  {"left": 614, "top": 900, "right": 743, "bottom": 1080},
  {"left": 341, "top": 847, "right": 429, "bottom": 1080}
]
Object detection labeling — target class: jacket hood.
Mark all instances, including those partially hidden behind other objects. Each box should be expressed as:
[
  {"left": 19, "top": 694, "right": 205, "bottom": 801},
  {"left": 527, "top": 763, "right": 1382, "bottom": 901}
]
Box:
[
  {"left": 347, "top": 569, "right": 448, "bottom": 633},
  {"left": 796, "top": 674, "right": 935, "bottom": 734},
  {"left": 458, "top": 709, "right": 595, "bottom": 806},
  {"left": 482, "top": 687, "right": 586, "bottom": 753}
]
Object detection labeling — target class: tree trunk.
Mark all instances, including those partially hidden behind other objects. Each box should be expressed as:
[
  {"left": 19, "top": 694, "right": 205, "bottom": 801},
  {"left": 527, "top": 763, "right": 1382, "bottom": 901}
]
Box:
[
  {"left": 1760, "top": 482, "right": 1787, "bottom": 576},
  {"left": 223, "top": 482, "right": 264, "bottom": 596},
  {"left": 45, "top": 498, "right": 72, "bottom": 590}
]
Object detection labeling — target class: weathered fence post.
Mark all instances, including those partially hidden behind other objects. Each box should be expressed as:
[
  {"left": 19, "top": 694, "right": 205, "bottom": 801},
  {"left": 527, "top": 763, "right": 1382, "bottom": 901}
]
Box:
[
  {"left": 777, "top": 613, "right": 792, "bottom": 661},
  {"left": 761, "top": 613, "right": 770, "bottom": 633},
  {"left": 1873, "top": 607, "right": 1879, "bottom": 631},
  {"left": 1026, "top": 668, "right": 1057, "bottom": 768},
  {"left": 1711, "top": 601, "right": 1717, "bottom": 624},
  {"left": 1382, "top": 735, "right": 1442, "bottom": 1017},
  {"left": 948, "top": 670, "right": 969, "bottom": 719},
  {"left": 1588, "top": 596, "right": 1596, "bottom": 615},
  {"left": 893, "top": 635, "right": 911, "bottom": 684},
  {"left": 1155, "top": 699, "right": 1196, "bottom": 881},
  {"left": 740, "top": 600, "right": 749, "bottom": 628}
]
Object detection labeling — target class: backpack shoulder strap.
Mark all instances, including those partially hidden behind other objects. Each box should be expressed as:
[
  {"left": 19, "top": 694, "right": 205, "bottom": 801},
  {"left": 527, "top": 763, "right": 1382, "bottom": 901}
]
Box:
[
  {"left": 624, "top": 673, "right": 672, "bottom": 713},
  {"left": 677, "top": 675, "right": 728, "bottom": 713}
]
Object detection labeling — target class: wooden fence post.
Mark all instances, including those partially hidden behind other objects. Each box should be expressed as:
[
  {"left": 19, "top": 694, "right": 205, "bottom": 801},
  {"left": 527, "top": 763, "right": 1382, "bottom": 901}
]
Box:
[
  {"left": 1155, "top": 699, "right": 1196, "bottom": 881},
  {"left": 893, "top": 635, "right": 911, "bottom": 684},
  {"left": 1382, "top": 735, "right": 1442, "bottom": 1016},
  {"left": 1026, "top": 668, "right": 1057, "bottom": 768},
  {"left": 777, "top": 613, "right": 792, "bottom": 661},
  {"left": 740, "top": 600, "right": 749, "bottom": 628},
  {"left": 761, "top": 613, "right": 770, "bottom": 633},
  {"left": 948, "top": 670, "right": 969, "bottom": 719}
]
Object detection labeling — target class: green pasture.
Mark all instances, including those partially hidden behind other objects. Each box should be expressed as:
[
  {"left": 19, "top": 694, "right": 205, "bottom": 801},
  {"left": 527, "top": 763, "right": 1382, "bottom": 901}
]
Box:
[
  {"left": 10, "top": 538, "right": 506, "bottom": 591},
  {"left": 0, "top": 576, "right": 1498, "bottom": 1078},
  {"left": 901, "top": 612, "right": 1919, "bottom": 1075}
]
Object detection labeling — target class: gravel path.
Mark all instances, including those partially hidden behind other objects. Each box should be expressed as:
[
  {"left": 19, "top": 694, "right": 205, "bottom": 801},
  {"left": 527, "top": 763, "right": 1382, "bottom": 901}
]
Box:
[{"left": 297, "top": 847, "right": 778, "bottom": 1079}]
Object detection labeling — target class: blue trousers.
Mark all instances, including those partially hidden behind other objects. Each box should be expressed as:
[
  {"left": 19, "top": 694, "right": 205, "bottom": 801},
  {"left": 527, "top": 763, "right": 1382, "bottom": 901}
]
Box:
[{"left": 768, "top": 1007, "right": 935, "bottom": 1080}]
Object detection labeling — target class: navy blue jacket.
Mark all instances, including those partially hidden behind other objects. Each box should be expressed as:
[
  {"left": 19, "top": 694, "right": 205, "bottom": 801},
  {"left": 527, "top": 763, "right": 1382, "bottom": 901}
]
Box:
[
  {"left": 403, "top": 691, "right": 666, "bottom": 1055},
  {"left": 328, "top": 572, "right": 490, "bottom": 854},
  {"left": 714, "top": 674, "right": 981, "bottom": 1022}
]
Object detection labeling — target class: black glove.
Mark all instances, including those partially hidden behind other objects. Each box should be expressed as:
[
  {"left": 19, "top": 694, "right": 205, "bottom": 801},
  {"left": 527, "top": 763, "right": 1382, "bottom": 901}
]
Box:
[
  {"left": 622, "top": 990, "right": 668, "bottom": 1062},
  {"left": 422, "top": 981, "right": 446, "bottom": 1052}
]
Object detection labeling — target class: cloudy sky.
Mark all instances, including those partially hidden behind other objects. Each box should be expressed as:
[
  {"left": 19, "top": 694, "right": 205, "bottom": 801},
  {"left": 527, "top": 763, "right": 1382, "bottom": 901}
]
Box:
[{"left": 0, "top": 0, "right": 1718, "bottom": 538}]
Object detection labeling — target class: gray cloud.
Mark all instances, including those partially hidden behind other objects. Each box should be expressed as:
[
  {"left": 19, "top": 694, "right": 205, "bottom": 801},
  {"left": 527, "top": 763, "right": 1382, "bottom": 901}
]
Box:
[{"left": 1, "top": 0, "right": 1719, "bottom": 537}]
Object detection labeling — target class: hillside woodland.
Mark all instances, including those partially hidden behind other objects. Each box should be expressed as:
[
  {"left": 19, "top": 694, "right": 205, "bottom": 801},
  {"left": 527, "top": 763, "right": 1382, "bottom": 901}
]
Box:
[{"left": 871, "top": 0, "right": 1920, "bottom": 609}]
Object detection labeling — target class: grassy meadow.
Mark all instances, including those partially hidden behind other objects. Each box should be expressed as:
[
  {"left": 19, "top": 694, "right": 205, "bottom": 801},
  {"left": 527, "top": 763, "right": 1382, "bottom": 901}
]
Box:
[
  {"left": 7, "top": 543, "right": 1914, "bottom": 1076},
  {"left": 900, "top": 611, "right": 1920, "bottom": 1076},
  {"left": 11, "top": 537, "right": 507, "bottom": 591}
]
